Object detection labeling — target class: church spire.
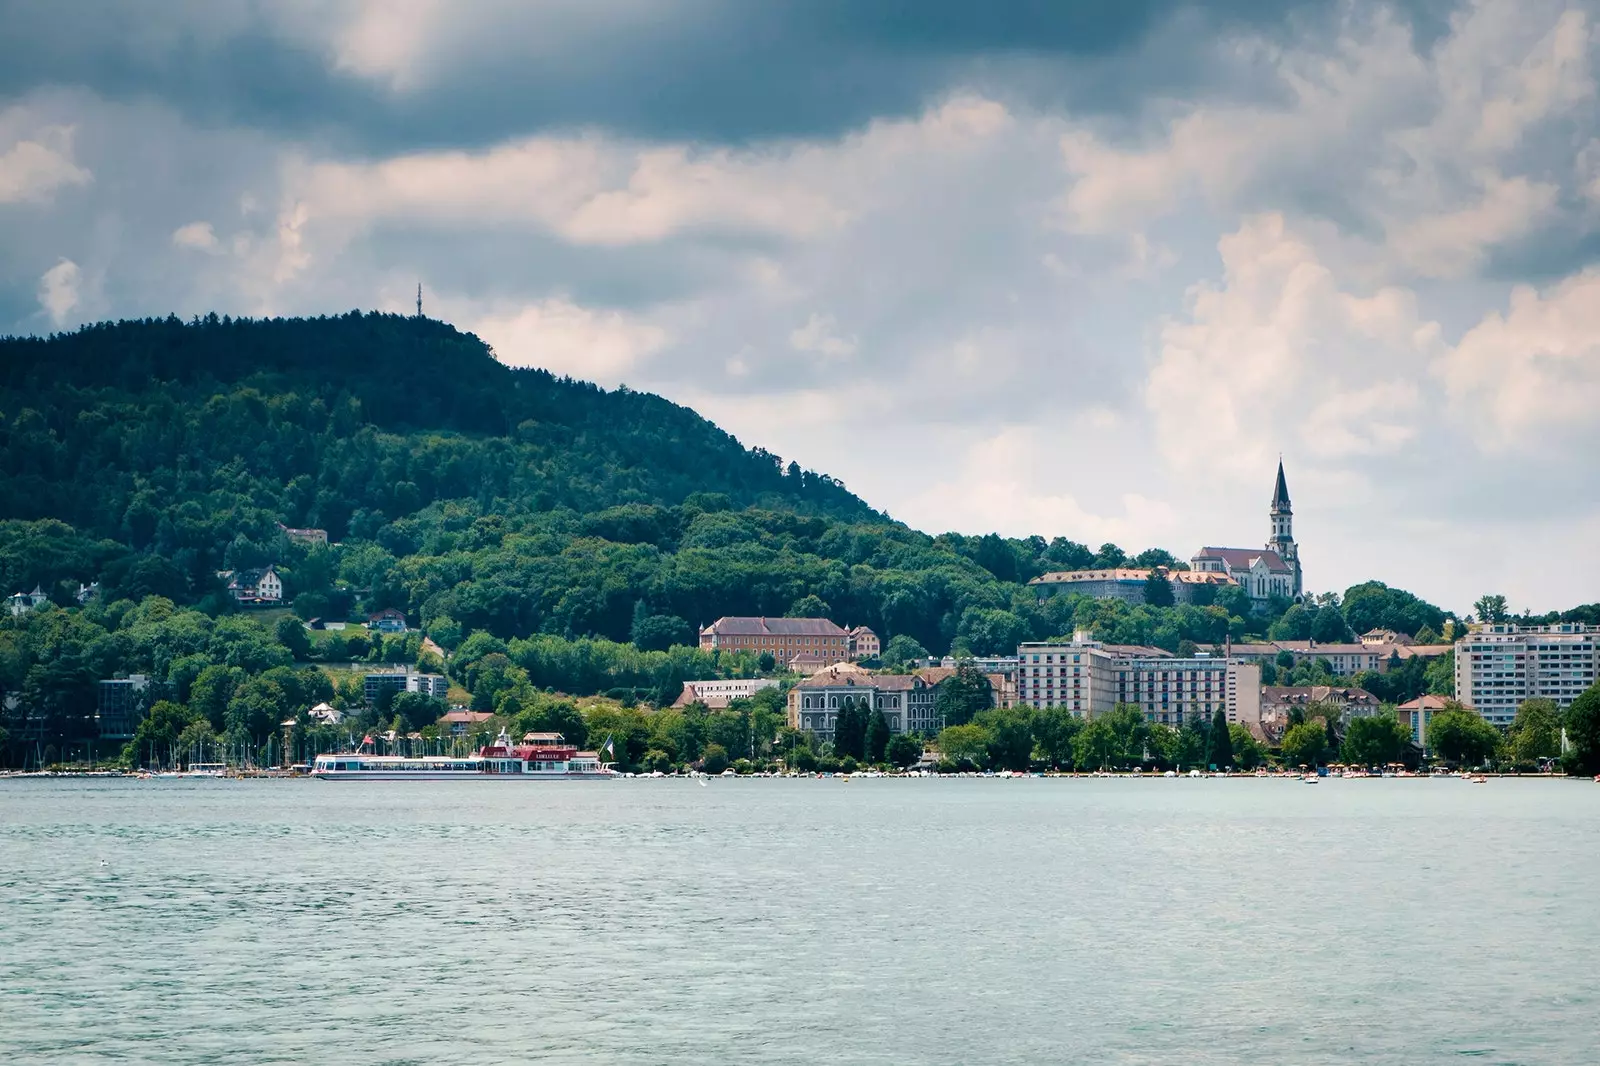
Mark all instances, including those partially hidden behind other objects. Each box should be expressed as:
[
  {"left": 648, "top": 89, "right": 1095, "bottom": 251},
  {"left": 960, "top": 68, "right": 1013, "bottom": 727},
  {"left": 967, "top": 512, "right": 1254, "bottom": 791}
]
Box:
[{"left": 1271, "top": 457, "right": 1290, "bottom": 514}]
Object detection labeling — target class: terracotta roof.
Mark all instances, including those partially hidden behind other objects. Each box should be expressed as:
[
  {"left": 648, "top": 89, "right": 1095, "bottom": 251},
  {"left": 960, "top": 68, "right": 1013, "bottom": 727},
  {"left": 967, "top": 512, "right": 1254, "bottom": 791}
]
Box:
[
  {"left": 1397, "top": 694, "right": 1452, "bottom": 710},
  {"left": 1192, "top": 547, "right": 1292, "bottom": 572},
  {"left": 443, "top": 710, "right": 494, "bottom": 724},
  {"left": 702, "top": 616, "right": 847, "bottom": 637}
]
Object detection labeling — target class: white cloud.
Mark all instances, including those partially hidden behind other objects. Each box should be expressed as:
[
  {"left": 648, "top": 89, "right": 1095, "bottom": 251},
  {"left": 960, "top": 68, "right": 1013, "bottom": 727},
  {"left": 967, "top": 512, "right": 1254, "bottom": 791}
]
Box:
[
  {"left": 788, "top": 312, "right": 857, "bottom": 359},
  {"left": 466, "top": 297, "right": 668, "bottom": 383},
  {"left": 171, "top": 220, "right": 220, "bottom": 252},
  {"left": 897, "top": 426, "right": 1179, "bottom": 544},
  {"left": 1435, "top": 267, "right": 1600, "bottom": 447},
  {"left": 1146, "top": 214, "right": 1441, "bottom": 474},
  {"left": 1387, "top": 173, "right": 1559, "bottom": 278},
  {"left": 0, "top": 121, "right": 91, "bottom": 204},
  {"left": 37, "top": 258, "right": 81, "bottom": 325},
  {"left": 1055, "top": 0, "right": 1596, "bottom": 278}
]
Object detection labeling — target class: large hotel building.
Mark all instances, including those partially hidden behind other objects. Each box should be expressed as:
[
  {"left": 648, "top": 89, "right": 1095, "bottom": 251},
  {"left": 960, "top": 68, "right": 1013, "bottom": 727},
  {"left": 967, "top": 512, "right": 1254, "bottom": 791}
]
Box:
[
  {"left": 1016, "top": 634, "right": 1261, "bottom": 731},
  {"left": 1454, "top": 623, "right": 1599, "bottom": 726}
]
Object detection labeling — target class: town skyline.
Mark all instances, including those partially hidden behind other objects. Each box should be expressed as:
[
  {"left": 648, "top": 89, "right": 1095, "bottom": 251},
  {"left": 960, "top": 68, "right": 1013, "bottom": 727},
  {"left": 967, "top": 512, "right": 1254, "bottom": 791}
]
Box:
[{"left": 4, "top": 1, "right": 1599, "bottom": 613}]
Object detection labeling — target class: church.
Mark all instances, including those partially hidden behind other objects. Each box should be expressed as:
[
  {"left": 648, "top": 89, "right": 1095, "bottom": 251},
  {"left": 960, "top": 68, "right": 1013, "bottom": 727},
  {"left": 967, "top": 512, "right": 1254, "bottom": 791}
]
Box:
[{"left": 1190, "top": 461, "right": 1304, "bottom": 606}]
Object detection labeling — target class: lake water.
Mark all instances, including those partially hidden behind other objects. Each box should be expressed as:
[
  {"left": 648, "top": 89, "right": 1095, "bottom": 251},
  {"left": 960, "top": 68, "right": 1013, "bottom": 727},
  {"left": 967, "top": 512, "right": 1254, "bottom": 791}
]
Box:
[{"left": 3, "top": 777, "right": 1598, "bottom": 1064}]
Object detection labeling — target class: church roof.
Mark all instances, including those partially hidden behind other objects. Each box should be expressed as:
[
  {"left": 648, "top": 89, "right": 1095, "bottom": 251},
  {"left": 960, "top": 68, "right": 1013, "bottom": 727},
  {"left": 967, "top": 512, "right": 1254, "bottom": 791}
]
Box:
[
  {"left": 1193, "top": 547, "right": 1292, "bottom": 573},
  {"left": 1272, "top": 460, "right": 1291, "bottom": 511}
]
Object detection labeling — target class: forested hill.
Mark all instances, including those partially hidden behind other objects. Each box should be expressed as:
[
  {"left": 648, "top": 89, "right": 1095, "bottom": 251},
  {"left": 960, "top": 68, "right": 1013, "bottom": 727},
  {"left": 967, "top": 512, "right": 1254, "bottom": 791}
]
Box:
[
  {"left": 0, "top": 312, "right": 874, "bottom": 527},
  {"left": 0, "top": 310, "right": 1488, "bottom": 664}
]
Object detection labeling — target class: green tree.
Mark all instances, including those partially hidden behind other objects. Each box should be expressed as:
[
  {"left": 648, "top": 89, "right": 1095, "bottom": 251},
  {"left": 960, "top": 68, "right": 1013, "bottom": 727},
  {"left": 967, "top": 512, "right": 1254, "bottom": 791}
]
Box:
[
  {"left": 700, "top": 743, "right": 730, "bottom": 773},
  {"left": 1281, "top": 721, "right": 1329, "bottom": 769},
  {"left": 1563, "top": 683, "right": 1600, "bottom": 775},
  {"left": 1206, "top": 706, "right": 1233, "bottom": 770},
  {"left": 833, "top": 698, "right": 868, "bottom": 761},
  {"left": 1508, "top": 698, "right": 1560, "bottom": 764},
  {"left": 275, "top": 616, "right": 312, "bottom": 661},
  {"left": 865, "top": 708, "right": 891, "bottom": 763},
  {"left": 977, "top": 707, "right": 1035, "bottom": 771},
  {"left": 1340, "top": 714, "right": 1411, "bottom": 767},
  {"left": 936, "top": 723, "right": 988, "bottom": 769},
  {"left": 1473, "top": 594, "right": 1510, "bottom": 624},
  {"left": 882, "top": 634, "right": 929, "bottom": 667},
  {"left": 1143, "top": 570, "right": 1174, "bottom": 607},
  {"left": 1228, "top": 724, "right": 1265, "bottom": 770},
  {"left": 885, "top": 733, "right": 922, "bottom": 769},
  {"left": 1032, "top": 707, "right": 1083, "bottom": 769},
  {"left": 935, "top": 664, "right": 993, "bottom": 727},
  {"left": 1427, "top": 706, "right": 1500, "bottom": 767}
]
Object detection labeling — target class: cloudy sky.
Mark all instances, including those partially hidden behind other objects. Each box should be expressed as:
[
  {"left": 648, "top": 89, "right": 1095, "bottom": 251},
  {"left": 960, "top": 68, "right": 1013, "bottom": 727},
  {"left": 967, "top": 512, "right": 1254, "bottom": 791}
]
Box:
[{"left": 3, "top": 0, "right": 1598, "bottom": 615}]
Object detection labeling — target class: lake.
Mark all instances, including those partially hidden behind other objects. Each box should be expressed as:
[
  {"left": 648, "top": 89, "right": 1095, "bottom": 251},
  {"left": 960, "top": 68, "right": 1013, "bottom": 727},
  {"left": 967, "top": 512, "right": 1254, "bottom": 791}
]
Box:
[{"left": 2, "top": 777, "right": 1597, "bottom": 1064}]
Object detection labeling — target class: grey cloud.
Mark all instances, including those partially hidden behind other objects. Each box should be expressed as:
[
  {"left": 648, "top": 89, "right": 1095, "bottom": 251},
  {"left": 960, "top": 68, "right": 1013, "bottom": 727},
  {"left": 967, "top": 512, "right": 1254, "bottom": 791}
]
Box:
[{"left": 0, "top": 0, "right": 1352, "bottom": 152}]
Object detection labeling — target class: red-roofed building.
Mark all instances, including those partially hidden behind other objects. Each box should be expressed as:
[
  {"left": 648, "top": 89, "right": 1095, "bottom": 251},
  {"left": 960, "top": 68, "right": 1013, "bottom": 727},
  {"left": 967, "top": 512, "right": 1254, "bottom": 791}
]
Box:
[{"left": 699, "top": 616, "right": 849, "bottom": 659}]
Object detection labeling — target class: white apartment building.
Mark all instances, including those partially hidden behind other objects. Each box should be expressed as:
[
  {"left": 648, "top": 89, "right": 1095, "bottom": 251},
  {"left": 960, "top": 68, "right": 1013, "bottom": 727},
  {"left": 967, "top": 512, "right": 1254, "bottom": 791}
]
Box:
[
  {"left": 1454, "top": 623, "right": 1599, "bottom": 726},
  {"left": 1017, "top": 636, "right": 1261, "bottom": 732},
  {"left": 672, "top": 678, "right": 780, "bottom": 708}
]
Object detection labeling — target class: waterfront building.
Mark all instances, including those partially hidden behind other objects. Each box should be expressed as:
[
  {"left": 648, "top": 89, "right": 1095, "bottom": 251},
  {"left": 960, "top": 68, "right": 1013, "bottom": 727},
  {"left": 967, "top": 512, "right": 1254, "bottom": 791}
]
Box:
[
  {"left": 672, "top": 678, "right": 780, "bottom": 709},
  {"left": 1028, "top": 567, "right": 1235, "bottom": 605},
  {"left": 1397, "top": 694, "right": 1452, "bottom": 750},
  {"left": 1189, "top": 460, "right": 1303, "bottom": 605},
  {"left": 787, "top": 666, "right": 951, "bottom": 744},
  {"left": 1259, "top": 685, "right": 1382, "bottom": 742},
  {"left": 1015, "top": 635, "right": 1261, "bottom": 731},
  {"left": 364, "top": 671, "right": 449, "bottom": 705},
  {"left": 96, "top": 674, "right": 151, "bottom": 740},
  {"left": 699, "top": 616, "right": 849, "bottom": 660},
  {"left": 1453, "top": 622, "right": 1599, "bottom": 726}
]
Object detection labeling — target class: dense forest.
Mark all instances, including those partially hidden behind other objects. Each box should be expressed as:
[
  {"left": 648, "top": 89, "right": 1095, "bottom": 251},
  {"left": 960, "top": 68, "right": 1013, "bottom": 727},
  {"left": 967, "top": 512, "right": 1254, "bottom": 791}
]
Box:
[{"left": 2, "top": 312, "right": 1596, "bottom": 768}]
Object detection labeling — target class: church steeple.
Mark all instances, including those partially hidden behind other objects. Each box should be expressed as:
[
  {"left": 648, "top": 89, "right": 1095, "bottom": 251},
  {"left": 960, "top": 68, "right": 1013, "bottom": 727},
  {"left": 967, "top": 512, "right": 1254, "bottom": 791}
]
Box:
[
  {"left": 1267, "top": 458, "right": 1301, "bottom": 598},
  {"left": 1271, "top": 458, "right": 1291, "bottom": 515}
]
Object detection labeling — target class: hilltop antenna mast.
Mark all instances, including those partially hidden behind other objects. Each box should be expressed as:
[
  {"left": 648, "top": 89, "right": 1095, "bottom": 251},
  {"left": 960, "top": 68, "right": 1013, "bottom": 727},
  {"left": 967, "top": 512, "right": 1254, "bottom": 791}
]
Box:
[{"left": 416, "top": 283, "right": 423, "bottom": 319}]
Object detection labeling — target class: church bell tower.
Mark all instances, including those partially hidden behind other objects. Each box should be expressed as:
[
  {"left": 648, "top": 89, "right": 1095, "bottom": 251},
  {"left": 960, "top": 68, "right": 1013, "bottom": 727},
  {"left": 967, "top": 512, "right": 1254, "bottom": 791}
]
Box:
[{"left": 1268, "top": 459, "right": 1302, "bottom": 598}]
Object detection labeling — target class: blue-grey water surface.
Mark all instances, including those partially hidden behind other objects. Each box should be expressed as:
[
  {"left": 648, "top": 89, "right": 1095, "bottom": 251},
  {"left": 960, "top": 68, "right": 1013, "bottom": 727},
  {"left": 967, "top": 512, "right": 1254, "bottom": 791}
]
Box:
[{"left": 3, "top": 777, "right": 1598, "bottom": 1064}]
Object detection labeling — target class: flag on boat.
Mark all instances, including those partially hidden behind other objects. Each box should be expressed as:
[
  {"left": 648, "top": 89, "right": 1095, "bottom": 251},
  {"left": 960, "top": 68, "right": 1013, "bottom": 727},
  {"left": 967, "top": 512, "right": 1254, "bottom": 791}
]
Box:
[{"left": 601, "top": 735, "right": 615, "bottom": 758}]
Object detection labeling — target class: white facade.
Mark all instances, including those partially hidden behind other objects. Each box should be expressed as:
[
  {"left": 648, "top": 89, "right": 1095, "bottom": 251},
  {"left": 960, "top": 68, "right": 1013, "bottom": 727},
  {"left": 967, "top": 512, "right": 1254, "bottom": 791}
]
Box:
[
  {"left": 1016, "top": 638, "right": 1260, "bottom": 731},
  {"left": 1454, "top": 623, "right": 1598, "bottom": 726},
  {"left": 674, "top": 678, "right": 780, "bottom": 708}
]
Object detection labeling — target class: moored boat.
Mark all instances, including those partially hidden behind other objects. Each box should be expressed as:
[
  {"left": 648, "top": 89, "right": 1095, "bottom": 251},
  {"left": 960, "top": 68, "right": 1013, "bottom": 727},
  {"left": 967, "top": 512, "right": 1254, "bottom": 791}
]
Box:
[{"left": 311, "top": 730, "right": 616, "bottom": 781}]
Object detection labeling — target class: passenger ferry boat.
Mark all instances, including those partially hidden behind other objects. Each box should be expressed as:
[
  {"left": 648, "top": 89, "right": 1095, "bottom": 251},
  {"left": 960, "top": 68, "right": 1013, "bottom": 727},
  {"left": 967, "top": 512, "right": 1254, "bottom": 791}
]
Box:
[{"left": 311, "top": 731, "right": 616, "bottom": 781}]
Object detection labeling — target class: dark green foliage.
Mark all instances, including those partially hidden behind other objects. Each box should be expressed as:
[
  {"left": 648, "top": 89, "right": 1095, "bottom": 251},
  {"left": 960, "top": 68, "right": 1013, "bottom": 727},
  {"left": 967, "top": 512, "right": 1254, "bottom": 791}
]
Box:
[
  {"left": 1340, "top": 714, "right": 1411, "bottom": 767},
  {"left": 1425, "top": 707, "right": 1501, "bottom": 767},
  {"left": 884, "top": 732, "right": 921, "bottom": 768},
  {"left": 1143, "top": 570, "right": 1174, "bottom": 607},
  {"left": 833, "top": 698, "right": 868, "bottom": 760},
  {"left": 865, "top": 708, "right": 891, "bottom": 763},
  {"left": 1341, "top": 582, "right": 1448, "bottom": 638},
  {"left": 1032, "top": 707, "right": 1083, "bottom": 769},
  {"left": 1280, "top": 720, "right": 1329, "bottom": 768},
  {"left": 935, "top": 663, "right": 992, "bottom": 727},
  {"left": 1206, "top": 706, "right": 1233, "bottom": 769},
  {"left": 1563, "top": 684, "right": 1600, "bottom": 775},
  {"left": 977, "top": 707, "right": 1035, "bottom": 771},
  {"left": 700, "top": 743, "right": 730, "bottom": 774}
]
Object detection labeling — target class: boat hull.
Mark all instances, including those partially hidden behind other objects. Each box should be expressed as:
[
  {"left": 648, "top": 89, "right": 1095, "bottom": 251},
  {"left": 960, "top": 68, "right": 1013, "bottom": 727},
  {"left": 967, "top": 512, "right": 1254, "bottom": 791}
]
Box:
[{"left": 311, "top": 771, "right": 614, "bottom": 781}]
